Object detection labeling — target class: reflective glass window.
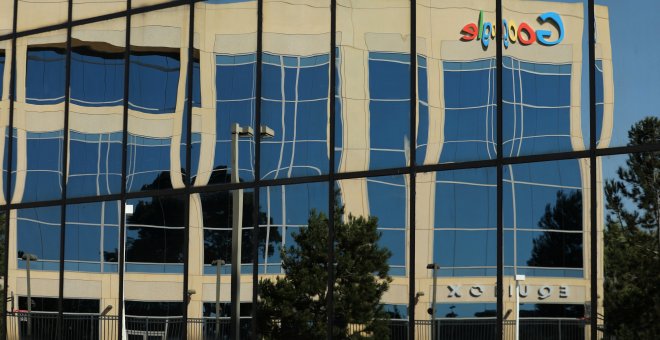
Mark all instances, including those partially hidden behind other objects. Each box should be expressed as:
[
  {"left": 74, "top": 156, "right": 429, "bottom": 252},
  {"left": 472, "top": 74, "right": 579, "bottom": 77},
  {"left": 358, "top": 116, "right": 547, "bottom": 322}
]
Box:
[
  {"left": 504, "top": 159, "right": 585, "bottom": 277},
  {"left": 16, "top": 206, "right": 61, "bottom": 271},
  {"left": 65, "top": 201, "right": 120, "bottom": 273},
  {"left": 441, "top": 59, "right": 497, "bottom": 163},
  {"left": 214, "top": 54, "right": 256, "bottom": 182},
  {"left": 503, "top": 58, "right": 573, "bottom": 156},
  {"left": 433, "top": 168, "right": 497, "bottom": 277},
  {"left": 260, "top": 53, "right": 329, "bottom": 179},
  {"left": 129, "top": 51, "right": 180, "bottom": 114},
  {"left": 68, "top": 22, "right": 126, "bottom": 198},
  {"left": 368, "top": 53, "right": 410, "bottom": 170},
  {"left": 15, "top": 32, "right": 67, "bottom": 203},
  {"left": 125, "top": 195, "right": 186, "bottom": 273},
  {"left": 257, "top": 182, "right": 327, "bottom": 274},
  {"left": 201, "top": 189, "right": 256, "bottom": 275},
  {"left": 26, "top": 48, "right": 66, "bottom": 106}
]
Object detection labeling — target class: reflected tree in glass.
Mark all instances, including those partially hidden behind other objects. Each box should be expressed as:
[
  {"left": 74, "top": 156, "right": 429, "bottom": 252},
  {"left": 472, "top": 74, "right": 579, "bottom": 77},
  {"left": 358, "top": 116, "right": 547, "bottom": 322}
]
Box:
[{"left": 257, "top": 191, "right": 392, "bottom": 339}]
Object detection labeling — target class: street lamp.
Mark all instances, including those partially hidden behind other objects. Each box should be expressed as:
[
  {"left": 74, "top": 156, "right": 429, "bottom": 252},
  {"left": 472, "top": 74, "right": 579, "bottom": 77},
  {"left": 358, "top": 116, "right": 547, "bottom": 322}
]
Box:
[
  {"left": 427, "top": 263, "right": 440, "bottom": 340},
  {"left": 22, "top": 253, "right": 38, "bottom": 338},
  {"left": 211, "top": 259, "right": 226, "bottom": 339},
  {"left": 121, "top": 204, "right": 134, "bottom": 340},
  {"left": 515, "top": 274, "right": 526, "bottom": 340},
  {"left": 230, "top": 123, "right": 274, "bottom": 340}
]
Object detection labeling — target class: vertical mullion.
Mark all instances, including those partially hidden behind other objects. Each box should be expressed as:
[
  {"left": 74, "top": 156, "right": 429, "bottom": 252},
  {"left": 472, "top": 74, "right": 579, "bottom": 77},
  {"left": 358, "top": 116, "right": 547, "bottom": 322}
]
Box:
[
  {"left": 117, "top": 0, "right": 132, "bottom": 337},
  {"left": 408, "top": 0, "right": 417, "bottom": 339},
  {"left": 327, "top": 0, "right": 337, "bottom": 338},
  {"left": 496, "top": 0, "right": 504, "bottom": 339},
  {"left": 588, "top": 0, "right": 597, "bottom": 339},
  {"left": 182, "top": 2, "right": 195, "bottom": 338},
  {"left": 251, "top": 0, "right": 264, "bottom": 338},
  {"left": 57, "top": 1, "right": 74, "bottom": 336},
  {"left": 2, "top": 0, "right": 20, "bottom": 338}
]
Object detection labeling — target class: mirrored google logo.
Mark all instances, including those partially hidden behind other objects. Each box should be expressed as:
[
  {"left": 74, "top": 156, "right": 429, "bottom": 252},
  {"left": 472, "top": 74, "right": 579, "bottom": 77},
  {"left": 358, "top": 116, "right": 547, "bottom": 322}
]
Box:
[{"left": 460, "top": 11, "right": 565, "bottom": 48}]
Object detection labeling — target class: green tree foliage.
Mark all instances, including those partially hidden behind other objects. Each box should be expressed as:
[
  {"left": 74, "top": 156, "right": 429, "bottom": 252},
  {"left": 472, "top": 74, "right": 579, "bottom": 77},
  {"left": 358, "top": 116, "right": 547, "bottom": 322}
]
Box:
[
  {"left": 257, "top": 194, "right": 392, "bottom": 339},
  {"left": 603, "top": 117, "right": 660, "bottom": 339}
]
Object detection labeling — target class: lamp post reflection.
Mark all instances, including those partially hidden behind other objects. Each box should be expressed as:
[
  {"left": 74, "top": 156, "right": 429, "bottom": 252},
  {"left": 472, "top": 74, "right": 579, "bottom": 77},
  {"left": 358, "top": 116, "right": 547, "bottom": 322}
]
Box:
[
  {"left": 230, "top": 123, "right": 274, "bottom": 340},
  {"left": 211, "top": 259, "right": 226, "bottom": 339},
  {"left": 427, "top": 263, "right": 439, "bottom": 340},
  {"left": 22, "top": 253, "right": 38, "bottom": 339}
]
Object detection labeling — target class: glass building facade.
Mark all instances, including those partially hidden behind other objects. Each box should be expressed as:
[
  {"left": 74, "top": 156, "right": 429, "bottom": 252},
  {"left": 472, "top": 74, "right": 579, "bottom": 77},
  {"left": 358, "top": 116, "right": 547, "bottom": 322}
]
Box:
[{"left": 0, "top": 0, "right": 659, "bottom": 339}]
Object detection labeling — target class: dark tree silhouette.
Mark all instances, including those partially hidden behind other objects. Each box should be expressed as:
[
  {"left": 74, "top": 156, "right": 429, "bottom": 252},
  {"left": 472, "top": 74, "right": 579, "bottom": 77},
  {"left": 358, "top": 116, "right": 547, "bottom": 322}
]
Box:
[
  {"left": 527, "top": 190, "right": 583, "bottom": 269},
  {"left": 257, "top": 192, "right": 392, "bottom": 339},
  {"left": 126, "top": 168, "right": 278, "bottom": 267},
  {"left": 603, "top": 117, "right": 660, "bottom": 339}
]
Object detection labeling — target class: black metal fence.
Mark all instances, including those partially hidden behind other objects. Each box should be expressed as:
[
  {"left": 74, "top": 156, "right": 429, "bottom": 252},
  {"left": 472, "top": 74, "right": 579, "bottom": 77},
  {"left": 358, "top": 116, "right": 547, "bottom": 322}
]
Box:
[{"left": 6, "top": 313, "right": 598, "bottom": 340}]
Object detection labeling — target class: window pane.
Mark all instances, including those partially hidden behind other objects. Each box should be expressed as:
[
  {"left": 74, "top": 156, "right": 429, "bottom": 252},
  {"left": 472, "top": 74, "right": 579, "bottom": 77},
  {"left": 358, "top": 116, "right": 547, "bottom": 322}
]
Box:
[
  {"left": 128, "top": 6, "right": 189, "bottom": 193},
  {"left": 193, "top": 0, "right": 258, "bottom": 186},
  {"left": 336, "top": 1, "right": 410, "bottom": 172},
  {"left": 260, "top": 0, "right": 330, "bottom": 179},
  {"left": 68, "top": 18, "right": 126, "bottom": 198},
  {"left": 257, "top": 181, "right": 328, "bottom": 337},
  {"left": 123, "top": 195, "right": 186, "bottom": 336},
  {"left": 417, "top": 2, "right": 496, "bottom": 165},
  {"left": 504, "top": 159, "right": 586, "bottom": 278},
  {"left": 11, "top": 206, "right": 61, "bottom": 322},
  {"left": 13, "top": 30, "right": 67, "bottom": 203},
  {"left": 503, "top": 0, "right": 589, "bottom": 155}
]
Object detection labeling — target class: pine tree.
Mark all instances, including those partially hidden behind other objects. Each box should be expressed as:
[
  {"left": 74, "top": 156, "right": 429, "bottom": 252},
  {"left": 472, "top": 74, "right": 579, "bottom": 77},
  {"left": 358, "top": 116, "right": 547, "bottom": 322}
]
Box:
[
  {"left": 257, "top": 193, "right": 392, "bottom": 339},
  {"left": 603, "top": 117, "right": 660, "bottom": 339}
]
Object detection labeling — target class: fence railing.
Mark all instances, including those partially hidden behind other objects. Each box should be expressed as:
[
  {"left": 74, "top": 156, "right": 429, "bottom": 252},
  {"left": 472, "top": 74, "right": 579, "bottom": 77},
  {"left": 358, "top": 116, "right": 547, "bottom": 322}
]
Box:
[{"left": 5, "top": 312, "right": 604, "bottom": 340}]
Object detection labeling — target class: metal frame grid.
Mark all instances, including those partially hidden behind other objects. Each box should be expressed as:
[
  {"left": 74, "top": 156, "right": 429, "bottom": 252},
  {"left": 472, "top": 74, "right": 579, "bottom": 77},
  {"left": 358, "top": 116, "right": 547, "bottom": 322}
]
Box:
[{"left": 0, "top": 0, "right": 659, "bottom": 339}]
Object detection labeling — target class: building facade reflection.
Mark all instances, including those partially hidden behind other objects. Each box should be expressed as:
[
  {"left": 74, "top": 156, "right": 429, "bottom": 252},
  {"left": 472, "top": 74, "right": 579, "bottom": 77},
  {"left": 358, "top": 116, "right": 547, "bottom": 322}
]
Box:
[{"left": 2, "top": 0, "right": 651, "bottom": 339}]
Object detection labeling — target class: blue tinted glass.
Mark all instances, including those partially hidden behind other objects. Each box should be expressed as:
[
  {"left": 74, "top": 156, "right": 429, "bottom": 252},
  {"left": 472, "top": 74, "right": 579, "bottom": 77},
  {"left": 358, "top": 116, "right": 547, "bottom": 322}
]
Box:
[
  {"left": 258, "top": 182, "right": 327, "bottom": 274},
  {"left": 368, "top": 53, "right": 410, "bottom": 170},
  {"left": 70, "top": 48, "right": 124, "bottom": 107},
  {"left": 68, "top": 132, "right": 122, "bottom": 197},
  {"left": 595, "top": 60, "right": 604, "bottom": 145},
  {"left": 65, "top": 201, "right": 120, "bottom": 272},
  {"left": 503, "top": 57, "right": 573, "bottom": 156},
  {"left": 17, "top": 206, "right": 61, "bottom": 271},
  {"left": 261, "top": 53, "right": 329, "bottom": 180},
  {"left": 129, "top": 52, "right": 180, "bottom": 114},
  {"left": 22, "top": 131, "right": 64, "bottom": 202},
  {"left": 364, "top": 175, "right": 407, "bottom": 276},
  {"left": 126, "top": 135, "right": 171, "bottom": 192},
  {"left": 417, "top": 55, "right": 429, "bottom": 164},
  {"left": 504, "top": 160, "right": 584, "bottom": 278},
  {"left": 433, "top": 168, "right": 496, "bottom": 277},
  {"left": 26, "top": 48, "right": 66, "bottom": 105},
  {"left": 213, "top": 54, "right": 256, "bottom": 183},
  {"left": 442, "top": 59, "right": 496, "bottom": 163}
]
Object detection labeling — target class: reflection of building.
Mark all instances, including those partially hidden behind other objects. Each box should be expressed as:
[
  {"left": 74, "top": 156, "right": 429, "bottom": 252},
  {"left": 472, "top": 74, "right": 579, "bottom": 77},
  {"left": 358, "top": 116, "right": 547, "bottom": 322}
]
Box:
[{"left": 0, "top": 0, "right": 613, "bottom": 338}]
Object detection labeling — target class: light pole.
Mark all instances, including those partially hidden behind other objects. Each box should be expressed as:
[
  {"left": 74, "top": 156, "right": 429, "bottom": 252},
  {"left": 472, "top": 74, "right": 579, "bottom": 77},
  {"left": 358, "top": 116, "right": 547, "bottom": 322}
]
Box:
[
  {"left": 230, "top": 123, "right": 274, "bottom": 340},
  {"left": 122, "top": 204, "right": 134, "bottom": 340},
  {"left": 22, "top": 253, "right": 38, "bottom": 338},
  {"left": 211, "top": 259, "right": 225, "bottom": 339},
  {"left": 427, "top": 263, "right": 439, "bottom": 340},
  {"left": 515, "top": 274, "right": 526, "bottom": 340}
]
